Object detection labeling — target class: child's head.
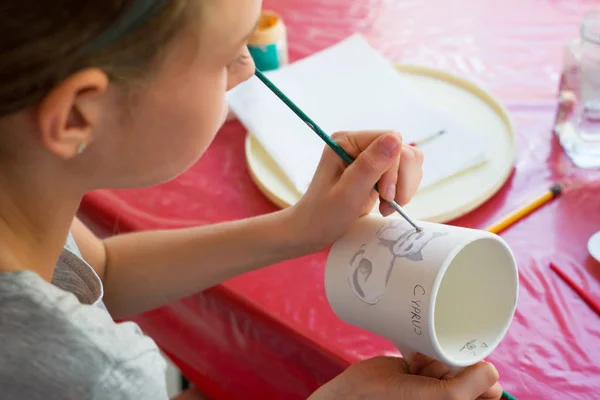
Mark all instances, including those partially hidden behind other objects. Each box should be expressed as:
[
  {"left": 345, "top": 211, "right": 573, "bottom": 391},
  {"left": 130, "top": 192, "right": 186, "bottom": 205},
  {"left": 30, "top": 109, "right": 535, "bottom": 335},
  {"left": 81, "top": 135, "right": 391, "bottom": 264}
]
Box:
[{"left": 0, "top": 0, "right": 261, "bottom": 191}]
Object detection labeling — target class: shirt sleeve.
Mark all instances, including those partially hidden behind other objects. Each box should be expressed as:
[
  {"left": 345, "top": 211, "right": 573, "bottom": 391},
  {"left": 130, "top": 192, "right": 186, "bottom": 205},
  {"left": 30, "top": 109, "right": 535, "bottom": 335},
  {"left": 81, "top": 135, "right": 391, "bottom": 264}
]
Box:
[{"left": 92, "top": 356, "right": 170, "bottom": 400}]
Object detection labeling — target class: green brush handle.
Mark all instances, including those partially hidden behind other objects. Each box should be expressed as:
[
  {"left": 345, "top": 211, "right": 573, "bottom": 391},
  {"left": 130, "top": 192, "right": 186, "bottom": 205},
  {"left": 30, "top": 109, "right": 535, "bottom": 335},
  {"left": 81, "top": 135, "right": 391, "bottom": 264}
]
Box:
[
  {"left": 254, "top": 69, "right": 354, "bottom": 165},
  {"left": 254, "top": 69, "right": 387, "bottom": 195}
]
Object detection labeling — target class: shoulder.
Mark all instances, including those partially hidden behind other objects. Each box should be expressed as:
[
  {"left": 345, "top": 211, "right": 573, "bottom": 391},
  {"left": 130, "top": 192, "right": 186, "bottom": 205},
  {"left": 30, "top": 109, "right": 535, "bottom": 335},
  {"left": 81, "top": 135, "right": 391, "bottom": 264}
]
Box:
[{"left": 0, "top": 272, "right": 168, "bottom": 400}]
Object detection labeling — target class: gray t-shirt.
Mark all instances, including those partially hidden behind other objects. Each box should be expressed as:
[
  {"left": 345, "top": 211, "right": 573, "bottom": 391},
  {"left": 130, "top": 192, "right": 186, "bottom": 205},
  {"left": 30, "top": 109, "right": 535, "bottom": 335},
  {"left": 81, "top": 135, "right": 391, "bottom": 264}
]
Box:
[{"left": 0, "top": 233, "right": 169, "bottom": 399}]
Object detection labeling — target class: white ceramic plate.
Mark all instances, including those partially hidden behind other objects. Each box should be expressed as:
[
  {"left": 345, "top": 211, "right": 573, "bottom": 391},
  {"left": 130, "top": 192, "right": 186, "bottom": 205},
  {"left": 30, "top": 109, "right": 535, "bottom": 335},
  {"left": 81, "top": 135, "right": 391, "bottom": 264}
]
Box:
[{"left": 588, "top": 231, "right": 600, "bottom": 263}]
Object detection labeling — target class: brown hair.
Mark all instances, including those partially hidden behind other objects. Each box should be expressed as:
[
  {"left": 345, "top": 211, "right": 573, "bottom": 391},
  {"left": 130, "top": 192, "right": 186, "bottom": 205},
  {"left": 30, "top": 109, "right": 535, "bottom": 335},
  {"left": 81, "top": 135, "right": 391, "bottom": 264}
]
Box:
[{"left": 0, "top": 0, "right": 191, "bottom": 118}]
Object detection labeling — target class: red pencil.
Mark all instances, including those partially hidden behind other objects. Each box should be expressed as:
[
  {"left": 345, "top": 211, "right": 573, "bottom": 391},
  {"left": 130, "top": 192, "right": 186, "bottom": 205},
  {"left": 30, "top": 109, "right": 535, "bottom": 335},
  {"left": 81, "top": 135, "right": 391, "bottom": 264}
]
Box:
[{"left": 550, "top": 262, "right": 600, "bottom": 317}]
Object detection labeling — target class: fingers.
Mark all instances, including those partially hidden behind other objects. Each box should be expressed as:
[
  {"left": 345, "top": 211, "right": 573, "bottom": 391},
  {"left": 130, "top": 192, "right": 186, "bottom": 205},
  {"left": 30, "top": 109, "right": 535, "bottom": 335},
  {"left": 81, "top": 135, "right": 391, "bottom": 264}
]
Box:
[
  {"left": 446, "top": 362, "right": 500, "bottom": 400},
  {"left": 379, "top": 145, "right": 423, "bottom": 215},
  {"left": 377, "top": 142, "right": 401, "bottom": 216},
  {"left": 379, "top": 200, "right": 395, "bottom": 216},
  {"left": 331, "top": 130, "right": 403, "bottom": 159},
  {"left": 420, "top": 361, "right": 453, "bottom": 381},
  {"left": 410, "top": 355, "right": 501, "bottom": 400},
  {"left": 319, "top": 130, "right": 400, "bottom": 175},
  {"left": 361, "top": 190, "right": 381, "bottom": 216},
  {"left": 316, "top": 130, "right": 422, "bottom": 216},
  {"left": 409, "top": 352, "right": 435, "bottom": 375},
  {"left": 395, "top": 145, "right": 424, "bottom": 206},
  {"left": 410, "top": 354, "right": 452, "bottom": 380},
  {"left": 336, "top": 133, "right": 402, "bottom": 199},
  {"left": 377, "top": 146, "right": 401, "bottom": 203},
  {"left": 315, "top": 130, "right": 400, "bottom": 188},
  {"left": 349, "top": 355, "right": 410, "bottom": 378},
  {"left": 478, "top": 382, "right": 504, "bottom": 400}
]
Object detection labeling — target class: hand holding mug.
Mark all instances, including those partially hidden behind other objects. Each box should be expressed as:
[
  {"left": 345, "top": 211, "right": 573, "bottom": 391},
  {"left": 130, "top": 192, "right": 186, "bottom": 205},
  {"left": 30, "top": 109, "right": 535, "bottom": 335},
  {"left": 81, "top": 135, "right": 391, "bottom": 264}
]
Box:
[{"left": 309, "top": 354, "right": 503, "bottom": 400}]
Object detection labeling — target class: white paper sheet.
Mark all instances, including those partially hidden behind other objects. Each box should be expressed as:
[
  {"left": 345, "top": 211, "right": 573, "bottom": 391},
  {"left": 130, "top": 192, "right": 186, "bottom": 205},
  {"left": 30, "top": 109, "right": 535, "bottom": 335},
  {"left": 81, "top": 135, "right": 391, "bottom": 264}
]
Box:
[{"left": 227, "top": 34, "right": 488, "bottom": 194}]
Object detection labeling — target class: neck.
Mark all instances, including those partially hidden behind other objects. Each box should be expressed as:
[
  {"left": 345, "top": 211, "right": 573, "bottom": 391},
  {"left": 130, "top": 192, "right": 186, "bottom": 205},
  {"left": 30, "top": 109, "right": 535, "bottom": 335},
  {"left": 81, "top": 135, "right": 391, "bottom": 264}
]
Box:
[{"left": 0, "top": 169, "right": 82, "bottom": 282}]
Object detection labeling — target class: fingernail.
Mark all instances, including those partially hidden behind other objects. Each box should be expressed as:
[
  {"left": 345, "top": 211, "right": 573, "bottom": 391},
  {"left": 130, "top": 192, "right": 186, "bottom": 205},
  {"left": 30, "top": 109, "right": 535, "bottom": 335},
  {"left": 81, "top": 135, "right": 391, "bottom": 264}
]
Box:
[
  {"left": 379, "top": 136, "right": 400, "bottom": 158},
  {"left": 385, "top": 184, "right": 396, "bottom": 201}
]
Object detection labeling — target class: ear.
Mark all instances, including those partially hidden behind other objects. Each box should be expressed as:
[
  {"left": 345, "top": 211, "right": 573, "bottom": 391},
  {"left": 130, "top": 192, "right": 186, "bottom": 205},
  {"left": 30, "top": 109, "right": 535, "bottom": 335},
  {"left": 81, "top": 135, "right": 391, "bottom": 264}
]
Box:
[{"left": 37, "top": 68, "right": 109, "bottom": 159}]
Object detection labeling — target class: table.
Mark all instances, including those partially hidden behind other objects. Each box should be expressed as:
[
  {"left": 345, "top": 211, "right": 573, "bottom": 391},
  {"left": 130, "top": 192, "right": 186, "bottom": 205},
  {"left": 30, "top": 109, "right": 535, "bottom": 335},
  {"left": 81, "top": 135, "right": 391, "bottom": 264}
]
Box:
[{"left": 81, "top": 1, "right": 600, "bottom": 399}]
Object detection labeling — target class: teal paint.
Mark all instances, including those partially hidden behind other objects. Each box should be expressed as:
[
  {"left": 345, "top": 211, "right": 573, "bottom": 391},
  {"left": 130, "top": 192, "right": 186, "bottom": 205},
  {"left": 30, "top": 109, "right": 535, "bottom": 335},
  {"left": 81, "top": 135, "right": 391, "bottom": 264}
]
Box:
[{"left": 248, "top": 42, "right": 286, "bottom": 72}]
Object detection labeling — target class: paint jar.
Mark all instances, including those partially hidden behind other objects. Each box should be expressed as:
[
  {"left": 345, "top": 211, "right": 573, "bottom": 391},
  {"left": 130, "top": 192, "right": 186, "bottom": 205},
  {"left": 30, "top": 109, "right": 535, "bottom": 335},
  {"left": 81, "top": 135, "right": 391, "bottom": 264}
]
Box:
[
  {"left": 248, "top": 10, "right": 288, "bottom": 72},
  {"left": 555, "top": 9, "right": 600, "bottom": 168}
]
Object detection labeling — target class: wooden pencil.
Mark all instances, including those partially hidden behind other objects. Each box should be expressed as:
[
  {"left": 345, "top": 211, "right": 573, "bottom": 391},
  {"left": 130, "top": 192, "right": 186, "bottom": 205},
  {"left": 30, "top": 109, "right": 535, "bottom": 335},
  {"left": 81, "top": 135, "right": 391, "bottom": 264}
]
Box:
[{"left": 486, "top": 184, "right": 562, "bottom": 234}]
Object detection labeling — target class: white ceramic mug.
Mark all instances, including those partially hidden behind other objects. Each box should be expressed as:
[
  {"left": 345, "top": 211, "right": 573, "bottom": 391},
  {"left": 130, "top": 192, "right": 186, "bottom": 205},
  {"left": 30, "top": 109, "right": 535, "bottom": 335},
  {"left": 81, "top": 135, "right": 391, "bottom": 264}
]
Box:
[{"left": 325, "top": 215, "right": 519, "bottom": 370}]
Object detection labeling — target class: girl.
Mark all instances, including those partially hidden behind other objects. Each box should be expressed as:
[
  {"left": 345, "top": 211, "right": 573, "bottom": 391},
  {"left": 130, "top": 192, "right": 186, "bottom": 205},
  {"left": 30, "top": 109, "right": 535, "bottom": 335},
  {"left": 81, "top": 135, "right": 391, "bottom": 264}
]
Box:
[{"left": 0, "top": 0, "right": 503, "bottom": 399}]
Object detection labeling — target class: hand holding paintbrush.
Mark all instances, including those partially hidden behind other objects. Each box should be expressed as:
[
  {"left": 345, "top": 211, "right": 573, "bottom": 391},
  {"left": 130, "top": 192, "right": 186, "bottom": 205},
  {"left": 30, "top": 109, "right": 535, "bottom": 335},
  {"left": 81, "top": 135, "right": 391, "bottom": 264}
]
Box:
[
  {"left": 254, "top": 69, "right": 423, "bottom": 231},
  {"left": 279, "top": 127, "right": 424, "bottom": 252}
]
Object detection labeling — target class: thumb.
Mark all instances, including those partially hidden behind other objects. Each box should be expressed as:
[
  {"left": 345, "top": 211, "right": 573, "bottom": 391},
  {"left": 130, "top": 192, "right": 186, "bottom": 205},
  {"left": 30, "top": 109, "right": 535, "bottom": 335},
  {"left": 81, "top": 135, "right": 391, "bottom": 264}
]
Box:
[
  {"left": 445, "top": 362, "right": 500, "bottom": 399},
  {"left": 337, "top": 134, "right": 401, "bottom": 197}
]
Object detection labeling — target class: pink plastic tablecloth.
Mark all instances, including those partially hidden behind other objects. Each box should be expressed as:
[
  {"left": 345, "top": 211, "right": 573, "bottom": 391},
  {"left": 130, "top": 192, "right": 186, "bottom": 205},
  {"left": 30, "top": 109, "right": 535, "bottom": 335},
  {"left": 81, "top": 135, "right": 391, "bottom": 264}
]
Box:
[{"left": 81, "top": 1, "right": 600, "bottom": 399}]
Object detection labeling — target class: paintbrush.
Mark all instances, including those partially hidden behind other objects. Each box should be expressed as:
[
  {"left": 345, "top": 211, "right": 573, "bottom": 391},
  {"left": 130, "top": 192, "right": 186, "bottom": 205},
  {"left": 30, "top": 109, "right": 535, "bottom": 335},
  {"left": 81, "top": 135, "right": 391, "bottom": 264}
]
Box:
[
  {"left": 254, "top": 68, "right": 421, "bottom": 232},
  {"left": 408, "top": 129, "right": 446, "bottom": 147}
]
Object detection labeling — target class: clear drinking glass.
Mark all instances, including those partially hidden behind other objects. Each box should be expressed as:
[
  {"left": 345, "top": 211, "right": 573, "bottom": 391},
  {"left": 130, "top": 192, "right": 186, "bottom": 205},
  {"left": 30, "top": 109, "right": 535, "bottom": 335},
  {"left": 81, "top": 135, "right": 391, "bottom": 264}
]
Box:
[{"left": 555, "top": 9, "right": 600, "bottom": 168}]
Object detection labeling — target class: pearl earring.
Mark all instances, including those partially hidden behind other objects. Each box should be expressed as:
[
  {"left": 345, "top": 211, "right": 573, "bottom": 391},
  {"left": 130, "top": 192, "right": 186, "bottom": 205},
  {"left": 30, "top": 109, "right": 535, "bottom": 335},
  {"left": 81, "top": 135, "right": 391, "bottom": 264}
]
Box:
[{"left": 76, "top": 143, "right": 86, "bottom": 155}]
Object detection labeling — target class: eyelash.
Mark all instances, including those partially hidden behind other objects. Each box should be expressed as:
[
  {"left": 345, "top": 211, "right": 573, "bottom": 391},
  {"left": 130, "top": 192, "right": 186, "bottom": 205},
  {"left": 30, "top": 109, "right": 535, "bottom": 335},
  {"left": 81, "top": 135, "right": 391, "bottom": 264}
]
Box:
[{"left": 227, "top": 53, "right": 250, "bottom": 70}]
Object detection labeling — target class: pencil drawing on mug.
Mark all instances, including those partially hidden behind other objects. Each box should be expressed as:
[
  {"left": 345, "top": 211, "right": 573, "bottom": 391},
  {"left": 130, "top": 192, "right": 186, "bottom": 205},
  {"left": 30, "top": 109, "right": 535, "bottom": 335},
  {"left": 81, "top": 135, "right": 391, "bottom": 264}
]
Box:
[{"left": 348, "top": 220, "right": 447, "bottom": 305}]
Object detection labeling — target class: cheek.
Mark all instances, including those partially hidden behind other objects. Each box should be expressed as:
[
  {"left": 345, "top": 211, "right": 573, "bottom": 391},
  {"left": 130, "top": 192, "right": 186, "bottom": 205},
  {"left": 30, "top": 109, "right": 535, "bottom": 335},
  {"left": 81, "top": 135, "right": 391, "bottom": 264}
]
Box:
[
  {"left": 122, "top": 73, "right": 229, "bottom": 184},
  {"left": 171, "top": 74, "right": 228, "bottom": 154}
]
